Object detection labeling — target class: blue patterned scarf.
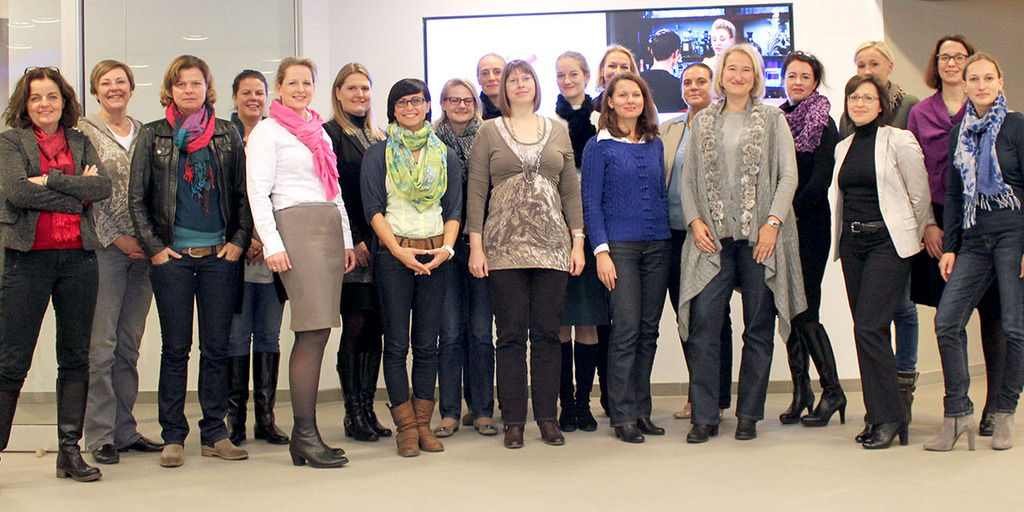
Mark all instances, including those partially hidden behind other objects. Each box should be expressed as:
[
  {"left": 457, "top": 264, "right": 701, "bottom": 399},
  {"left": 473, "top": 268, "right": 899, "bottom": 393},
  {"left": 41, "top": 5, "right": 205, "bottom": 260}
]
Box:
[{"left": 954, "top": 92, "right": 1018, "bottom": 228}]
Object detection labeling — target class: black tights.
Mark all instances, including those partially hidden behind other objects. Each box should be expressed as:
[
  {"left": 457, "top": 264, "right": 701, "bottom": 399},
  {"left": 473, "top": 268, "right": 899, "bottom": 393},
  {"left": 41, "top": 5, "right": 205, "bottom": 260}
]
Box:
[{"left": 290, "top": 328, "right": 330, "bottom": 419}]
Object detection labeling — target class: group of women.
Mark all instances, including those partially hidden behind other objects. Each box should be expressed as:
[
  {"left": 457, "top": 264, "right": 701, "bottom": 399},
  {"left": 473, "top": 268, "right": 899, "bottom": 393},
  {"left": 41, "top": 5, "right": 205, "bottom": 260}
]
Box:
[{"left": 0, "top": 31, "right": 1021, "bottom": 482}]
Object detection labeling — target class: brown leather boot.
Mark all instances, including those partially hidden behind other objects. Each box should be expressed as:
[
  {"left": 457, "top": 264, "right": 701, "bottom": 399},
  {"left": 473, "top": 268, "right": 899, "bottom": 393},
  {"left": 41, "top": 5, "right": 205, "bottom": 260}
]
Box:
[
  {"left": 411, "top": 398, "right": 444, "bottom": 453},
  {"left": 389, "top": 401, "right": 419, "bottom": 457}
]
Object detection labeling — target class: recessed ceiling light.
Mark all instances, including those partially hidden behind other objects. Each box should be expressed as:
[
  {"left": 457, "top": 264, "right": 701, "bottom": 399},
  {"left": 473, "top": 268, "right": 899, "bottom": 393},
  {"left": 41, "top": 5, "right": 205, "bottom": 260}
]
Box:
[
  {"left": 8, "top": 43, "right": 32, "bottom": 50},
  {"left": 9, "top": 21, "right": 36, "bottom": 28},
  {"left": 136, "top": 82, "right": 153, "bottom": 87},
  {"left": 261, "top": 70, "right": 276, "bottom": 75},
  {"left": 31, "top": 17, "right": 61, "bottom": 24},
  {"left": 127, "top": 63, "right": 149, "bottom": 69},
  {"left": 182, "top": 35, "right": 207, "bottom": 41},
  {"left": 262, "top": 58, "right": 283, "bottom": 63}
]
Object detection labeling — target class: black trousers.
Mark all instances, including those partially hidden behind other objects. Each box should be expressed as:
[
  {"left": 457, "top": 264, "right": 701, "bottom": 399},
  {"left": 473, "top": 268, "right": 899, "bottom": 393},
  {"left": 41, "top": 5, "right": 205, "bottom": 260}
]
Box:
[{"left": 839, "top": 227, "right": 909, "bottom": 424}]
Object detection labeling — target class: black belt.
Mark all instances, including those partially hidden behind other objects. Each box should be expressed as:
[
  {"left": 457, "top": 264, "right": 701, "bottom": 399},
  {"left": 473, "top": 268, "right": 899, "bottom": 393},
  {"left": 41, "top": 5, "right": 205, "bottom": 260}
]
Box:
[{"left": 847, "top": 221, "right": 886, "bottom": 234}]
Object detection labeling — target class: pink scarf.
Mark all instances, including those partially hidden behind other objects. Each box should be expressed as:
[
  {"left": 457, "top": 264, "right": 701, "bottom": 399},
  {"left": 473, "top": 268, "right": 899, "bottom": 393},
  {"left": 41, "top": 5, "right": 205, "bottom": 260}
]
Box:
[{"left": 269, "top": 99, "right": 340, "bottom": 200}]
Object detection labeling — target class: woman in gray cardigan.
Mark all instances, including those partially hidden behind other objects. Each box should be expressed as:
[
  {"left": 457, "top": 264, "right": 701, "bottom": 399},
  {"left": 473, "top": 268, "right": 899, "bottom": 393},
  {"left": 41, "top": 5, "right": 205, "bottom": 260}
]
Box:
[
  {"left": 678, "top": 45, "right": 805, "bottom": 444},
  {"left": 0, "top": 67, "right": 112, "bottom": 481}
]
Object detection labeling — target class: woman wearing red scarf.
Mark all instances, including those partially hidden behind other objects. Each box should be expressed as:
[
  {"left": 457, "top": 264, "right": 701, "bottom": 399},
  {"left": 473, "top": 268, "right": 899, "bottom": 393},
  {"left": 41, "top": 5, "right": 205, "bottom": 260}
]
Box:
[
  {"left": 128, "top": 55, "right": 252, "bottom": 468},
  {"left": 247, "top": 57, "right": 356, "bottom": 468},
  {"left": 0, "top": 67, "right": 112, "bottom": 481}
]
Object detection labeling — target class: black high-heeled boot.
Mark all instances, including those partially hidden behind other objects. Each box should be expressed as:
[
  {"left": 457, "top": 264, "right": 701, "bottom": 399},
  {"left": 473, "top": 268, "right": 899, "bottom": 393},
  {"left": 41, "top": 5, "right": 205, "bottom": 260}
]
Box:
[
  {"left": 558, "top": 341, "right": 577, "bottom": 432},
  {"left": 55, "top": 380, "right": 101, "bottom": 482},
  {"left": 340, "top": 343, "right": 377, "bottom": 442},
  {"left": 801, "top": 324, "right": 847, "bottom": 427},
  {"left": 855, "top": 423, "right": 874, "bottom": 443},
  {"left": 225, "top": 355, "right": 250, "bottom": 446},
  {"left": 290, "top": 416, "right": 348, "bottom": 468},
  {"left": 862, "top": 421, "right": 908, "bottom": 449},
  {"left": 252, "top": 352, "right": 289, "bottom": 444},
  {"left": 780, "top": 329, "right": 813, "bottom": 424},
  {"left": 574, "top": 343, "right": 600, "bottom": 431},
  {"left": 897, "top": 372, "right": 919, "bottom": 424},
  {"left": 360, "top": 349, "right": 391, "bottom": 437}
]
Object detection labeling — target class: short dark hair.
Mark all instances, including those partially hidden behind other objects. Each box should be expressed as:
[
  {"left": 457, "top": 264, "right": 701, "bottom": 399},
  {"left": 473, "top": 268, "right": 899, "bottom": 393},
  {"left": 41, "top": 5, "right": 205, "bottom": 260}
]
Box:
[
  {"left": 924, "top": 35, "right": 975, "bottom": 91},
  {"left": 598, "top": 72, "right": 659, "bottom": 142},
  {"left": 648, "top": 29, "right": 681, "bottom": 61},
  {"left": 782, "top": 51, "right": 826, "bottom": 90},
  {"left": 386, "top": 78, "right": 431, "bottom": 124},
  {"left": 3, "top": 67, "right": 81, "bottom": 130},
  {"left": 232, "top": 69, "right": 267, "bottom": 96},
  {"left": 842, "top": 73, "right": 892, "bottom": 128}
]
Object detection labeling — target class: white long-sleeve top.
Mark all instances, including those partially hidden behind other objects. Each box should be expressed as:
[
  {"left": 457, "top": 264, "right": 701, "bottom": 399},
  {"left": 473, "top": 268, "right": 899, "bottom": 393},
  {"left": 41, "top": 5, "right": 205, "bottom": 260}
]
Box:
[{"left": 246, "top": 117, "right": 353, "bottom": 257}]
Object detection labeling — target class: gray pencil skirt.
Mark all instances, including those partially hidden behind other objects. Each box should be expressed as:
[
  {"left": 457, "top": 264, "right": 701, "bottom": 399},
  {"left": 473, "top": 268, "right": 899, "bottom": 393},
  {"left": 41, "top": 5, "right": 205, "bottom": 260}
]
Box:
[{"left": 275, "top": 202, "right": 346, "bottom": 332}]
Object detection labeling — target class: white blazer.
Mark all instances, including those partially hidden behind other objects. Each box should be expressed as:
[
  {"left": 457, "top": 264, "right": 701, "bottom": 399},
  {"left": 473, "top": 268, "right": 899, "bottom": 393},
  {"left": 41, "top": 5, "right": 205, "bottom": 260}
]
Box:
[{"left": 831, "top": 125, "right": 935, "bottom": 260}]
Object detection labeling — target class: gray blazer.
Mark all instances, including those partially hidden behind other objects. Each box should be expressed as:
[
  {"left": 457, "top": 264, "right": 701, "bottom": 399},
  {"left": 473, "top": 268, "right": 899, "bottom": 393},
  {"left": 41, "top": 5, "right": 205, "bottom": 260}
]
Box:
[
  {"left": 831, "top": 125, "right": 934, "bottom": 260},
  {"left": 0, "top": 127, "right": 112, "bottom": 251}
]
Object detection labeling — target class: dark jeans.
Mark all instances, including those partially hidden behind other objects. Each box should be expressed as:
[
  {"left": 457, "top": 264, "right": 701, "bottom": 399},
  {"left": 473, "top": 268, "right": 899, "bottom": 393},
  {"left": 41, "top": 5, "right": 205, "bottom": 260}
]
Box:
[
  {"left": 227, "top": 281, "right": 284, "bottom": 356},
  {"left": 607, "top": 240, "right": 670, "bottom": 426},
  {"left": 489, "top": 268, "right": 568, "bottom": 424},
  {"left": 438, "top": 238, "right": 494, "bottom": 420},
  {"left": 669, "top": 229, "right": 732, "bottom": 409},
  {"left": 150, "top": 254, "right": 240, "bottom": 445},
  {"left": 839, "top": 227, "right": 908, "bottom": 424},
  {"left": 375, "top": 246, "right": 448, "bottom": 406},
  {"left": 687, "top": 239, "right": 775, "bottom": 425},
  {"left": 935, "top": 229, "right": 1024, "bottom": 417},
  {"left": 0, "top": 249, "right": 98, "bottom": 391}
]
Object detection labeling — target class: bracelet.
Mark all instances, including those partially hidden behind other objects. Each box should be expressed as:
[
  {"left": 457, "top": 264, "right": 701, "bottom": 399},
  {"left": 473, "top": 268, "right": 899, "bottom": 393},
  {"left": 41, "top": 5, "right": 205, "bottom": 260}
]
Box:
[
  {"left": 572, "top": 233, "right": 586, "bottom": 239},
  {"left": 441, "top": 245, "right": 455, "bottom": 258}
]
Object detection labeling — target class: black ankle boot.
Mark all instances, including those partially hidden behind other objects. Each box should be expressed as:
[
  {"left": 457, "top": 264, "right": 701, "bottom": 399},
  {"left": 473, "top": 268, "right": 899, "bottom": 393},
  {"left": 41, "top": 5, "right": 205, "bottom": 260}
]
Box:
[
  {"left": 359, "top": 349, "right": 391, "bottom": 437},
  {"left": 252, "top": 352, "right": 289, "bottom": 445},
  {"left": 558, "top": 342, "right": 578, "bottom": 432},
  {"left": 226, "top": 355, "right": 250, "bottom": 446},
  {"left": 862, "top": 421, "right": 908, "bottom": 449},
  {"left": 780, "top": 329, "right": 813, "bottom": 424},
  {"left": 897, "top": 372, "right": 919, "bottom": 424},
  {"left": 55, "top": 380, "right": 101, "bottom": 482},
  {"left": 855, "top": 422, "right": 875, "bottom": 443},
  {"left": 574, "top": 343, "right": 599, "bottom": 432},
  {"left": 290, "top": 416, "right": 348, "bottom": 468}
]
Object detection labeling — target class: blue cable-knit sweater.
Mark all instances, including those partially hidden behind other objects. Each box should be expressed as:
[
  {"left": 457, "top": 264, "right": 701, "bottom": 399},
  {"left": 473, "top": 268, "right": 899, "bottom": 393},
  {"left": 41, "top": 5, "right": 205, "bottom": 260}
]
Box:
[{"left": 581, "top": 132, "right": 671, "bottom": 249}]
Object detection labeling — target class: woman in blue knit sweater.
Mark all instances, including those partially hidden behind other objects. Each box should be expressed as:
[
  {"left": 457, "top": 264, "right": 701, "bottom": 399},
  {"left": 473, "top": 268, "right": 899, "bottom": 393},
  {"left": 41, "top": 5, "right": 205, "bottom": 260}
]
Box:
[{"left": 581, "top": 72, "right": 671, "bottom": 443}]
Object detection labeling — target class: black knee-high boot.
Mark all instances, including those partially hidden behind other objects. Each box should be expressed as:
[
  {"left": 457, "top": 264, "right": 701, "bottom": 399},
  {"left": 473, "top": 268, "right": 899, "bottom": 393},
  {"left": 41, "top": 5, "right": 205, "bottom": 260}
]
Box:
[
  {"left": 360, "top": 345, "right": 392, "bottom": 437},
  {"left": 339, "top": 337, "right": 377, "bottom": 441},
  {"left": 55, "top": 380, "right": 101, "bottom": 482},
  {"left": 253, "top": 352, "right": 289, "bottom": 444},
  {"left": 558, "top": 341, "right": 577, "bottom": 432},
  {"left": 800, "top": 323, "right": 847, "bottom": 427},
  {"left": 226, "top": 355, "right": 250, "bottom": 446},
  {"left": 780, "top": 327, "right": 813, "bottom": 424},
  {"left": 574, "top": 343, "right": 600, "bottom": 431}
]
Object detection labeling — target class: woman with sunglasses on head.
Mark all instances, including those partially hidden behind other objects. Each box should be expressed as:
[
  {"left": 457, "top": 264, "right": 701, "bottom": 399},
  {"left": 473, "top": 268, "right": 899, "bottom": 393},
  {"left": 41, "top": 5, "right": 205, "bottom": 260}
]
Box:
[
  {"left": 468, "top": 60, "right": 584, "bottom": 449},
  {"left": 909, "top": 36, "right": 1006, "bottom": 439},
  {"left": 776, "top": 51, "right": 845, "bottom": 427},
  {"left": 362, "top": 78, "right": 462, "bottom": 457},
  {"left": 929, "top": 53, "right": 1024, "bottom": 451},
  {"left": 833, "top": 73, "right": 931, "bottom": 449},
  {"left": 0, "top": 66, "right": 111, "bottom": 481}
]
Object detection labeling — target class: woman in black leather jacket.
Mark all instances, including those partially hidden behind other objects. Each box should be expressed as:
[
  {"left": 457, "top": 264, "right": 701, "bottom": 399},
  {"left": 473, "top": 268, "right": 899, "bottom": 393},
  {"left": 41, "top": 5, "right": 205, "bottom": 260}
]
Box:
[{"left": 128, "top": 54, "right": 252, "bottom": 469}]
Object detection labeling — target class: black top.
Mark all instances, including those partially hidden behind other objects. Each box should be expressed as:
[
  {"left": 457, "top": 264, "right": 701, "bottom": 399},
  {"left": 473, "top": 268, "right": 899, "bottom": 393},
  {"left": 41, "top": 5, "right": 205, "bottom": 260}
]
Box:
[
  {"left": 838, "top": 122, "right": 883, "bottom": 223},
  {"left": 944, "top": 111, "right": 1024, "bottom": 253},
  {"left": 640, "top": 69, "right": 685, "bottom": 113},
  {"left": 323, "top": 117, "right": 373, "bottom": 246},
  {"left": 480, "top": 92, "right": 501, "bottom": 120},
  {"left": 780, "top": 103, "right": 840, "bottom": 219}
]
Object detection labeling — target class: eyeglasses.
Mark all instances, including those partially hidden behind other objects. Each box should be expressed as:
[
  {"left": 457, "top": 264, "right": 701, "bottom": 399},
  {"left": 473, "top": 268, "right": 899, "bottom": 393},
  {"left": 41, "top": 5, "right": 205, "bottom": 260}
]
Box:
[
  {"left": 24, "top": 66, "right": 61, "bottom": 75},
  {"left": 445, "top": 97, "right": 475, "bottom": 107},
  {"left": 937, "top": 54, "right": 968, "bottom": 64},
  {"left": 506, "top": 75, "right": 534, "bottom": 86},
  {"left": 395, "top": 97, "right": 425, "bottom": 108},
  {"left": 848, "top": 94, "right": 879, "bottom": 104}
]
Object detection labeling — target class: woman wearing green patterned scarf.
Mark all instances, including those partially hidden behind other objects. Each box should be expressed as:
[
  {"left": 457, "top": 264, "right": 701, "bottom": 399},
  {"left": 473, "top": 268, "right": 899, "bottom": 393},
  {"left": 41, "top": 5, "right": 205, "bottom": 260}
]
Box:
[{"left": 359, "top": 78, "right": 463, "bottom": 457}]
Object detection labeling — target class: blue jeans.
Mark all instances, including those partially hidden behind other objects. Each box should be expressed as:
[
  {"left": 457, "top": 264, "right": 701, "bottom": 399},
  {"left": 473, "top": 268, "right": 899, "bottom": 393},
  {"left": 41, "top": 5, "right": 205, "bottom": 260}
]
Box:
[
  {"left": 893, "top": 281, "right": 919, "bottom": 373},
  {"left": 438, "top": 239, "right": 495, "bottom": 420},
  {"left": 687, "top": 239, "right": 776, "bottom": 425},
  {"left": 150, "top": 254, "right": 240, "bottom": 446},
  {"left": 606, "top": 240, "right": 670, "bottom": 427},
  {"left": 935, "top": 229, "right": 1024, "bottom": 417},
  {"left": 227, "top": 281, "right": 285, "bottom": 356}
]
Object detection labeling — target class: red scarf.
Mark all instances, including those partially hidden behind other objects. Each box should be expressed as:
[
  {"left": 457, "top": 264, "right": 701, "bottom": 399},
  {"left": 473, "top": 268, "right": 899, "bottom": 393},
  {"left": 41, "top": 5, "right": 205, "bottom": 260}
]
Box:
[{"left": 32, "top": 127, "right": 82, "bottom": 248}]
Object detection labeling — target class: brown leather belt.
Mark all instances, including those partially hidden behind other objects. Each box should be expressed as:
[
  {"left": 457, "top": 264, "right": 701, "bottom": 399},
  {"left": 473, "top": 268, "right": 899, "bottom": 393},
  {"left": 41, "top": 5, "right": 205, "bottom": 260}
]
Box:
[
  {"left": 397, "top": 235, "right": 444, "bottom": 250},
  {"left": 181, "top": 244, "right": 224, "bottom": 258}
]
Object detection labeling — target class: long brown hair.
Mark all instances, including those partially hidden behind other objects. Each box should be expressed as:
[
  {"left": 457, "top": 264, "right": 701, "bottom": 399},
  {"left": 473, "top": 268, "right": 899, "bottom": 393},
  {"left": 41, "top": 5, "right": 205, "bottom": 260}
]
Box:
[
  {"left": 3, "top": 67, "right": 81, "bottom": 129},
  {"left": 598, "top": 72, "right": 658, "bottom": 142}
]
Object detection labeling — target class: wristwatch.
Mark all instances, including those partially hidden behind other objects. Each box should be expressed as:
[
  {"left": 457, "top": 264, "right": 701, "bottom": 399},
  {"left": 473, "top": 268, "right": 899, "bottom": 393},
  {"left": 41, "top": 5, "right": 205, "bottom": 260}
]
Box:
[
  {"left": 767, "top": 218, "right": 781, "bottom": 229},
  {"left": 441, "top": 245, "right": 455, "bottom": 259},
  {"left": 572, "top": 233, "right": 586, "bottom": 239}
]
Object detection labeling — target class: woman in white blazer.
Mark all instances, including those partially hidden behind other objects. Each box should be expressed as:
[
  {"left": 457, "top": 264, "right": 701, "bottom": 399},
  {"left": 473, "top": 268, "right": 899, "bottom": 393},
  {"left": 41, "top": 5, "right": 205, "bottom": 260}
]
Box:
[{"left": 831, "top": 74, "right": 935, "bottom": 449}]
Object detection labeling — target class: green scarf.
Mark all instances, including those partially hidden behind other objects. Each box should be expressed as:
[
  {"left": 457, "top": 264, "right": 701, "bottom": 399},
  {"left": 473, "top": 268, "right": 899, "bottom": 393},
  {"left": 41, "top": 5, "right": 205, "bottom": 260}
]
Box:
[{"left": 385, "top": 122, "right": 448, "bottom": 212}]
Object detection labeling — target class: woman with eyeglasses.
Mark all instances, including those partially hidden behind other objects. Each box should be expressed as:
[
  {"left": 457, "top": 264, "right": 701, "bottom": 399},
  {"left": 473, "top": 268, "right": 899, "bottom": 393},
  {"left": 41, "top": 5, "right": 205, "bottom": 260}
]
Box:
[
  {"left": 908, "top": 36, "right": 1005, "bottom": 439},
  {"left": 432, "top": 77, "right": 497, "bottom": 438},
  {"left": 0, "top": 66, "right": 111, "bottom": 481},
  {"left": 468, "top": 60, "right": 584, "bottom": 449},
  {"left": 833, "top": 73, "right": 931, "bottom": 449},
  {"left": 929, "top": 53, "right": 1024, "bottom": 451},
  {"left": 362, "top": 78, "right": 462, "bottom": 457}
]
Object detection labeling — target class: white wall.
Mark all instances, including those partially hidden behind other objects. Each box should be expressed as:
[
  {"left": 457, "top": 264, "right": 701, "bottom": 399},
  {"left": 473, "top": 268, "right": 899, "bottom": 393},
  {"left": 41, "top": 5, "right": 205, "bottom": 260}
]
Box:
[{"left": 23, "top": 0, "right": 968, "bottom": 393}]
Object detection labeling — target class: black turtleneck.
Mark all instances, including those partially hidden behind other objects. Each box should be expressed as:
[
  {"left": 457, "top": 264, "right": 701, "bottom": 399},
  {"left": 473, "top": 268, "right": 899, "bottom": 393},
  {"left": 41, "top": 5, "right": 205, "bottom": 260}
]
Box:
[{"left": 838, "top": 122, "right": 883, "bottom": 223}]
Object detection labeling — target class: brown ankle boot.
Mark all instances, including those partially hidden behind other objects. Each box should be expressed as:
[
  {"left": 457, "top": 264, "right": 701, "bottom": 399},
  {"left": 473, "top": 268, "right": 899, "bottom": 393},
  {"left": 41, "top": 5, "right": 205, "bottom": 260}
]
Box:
[
  {"left": 389, "top": 401, "right": 419, "bottom": 457},
  {"left": 411, "top": 398, "right": 444, "bottom": 453}
]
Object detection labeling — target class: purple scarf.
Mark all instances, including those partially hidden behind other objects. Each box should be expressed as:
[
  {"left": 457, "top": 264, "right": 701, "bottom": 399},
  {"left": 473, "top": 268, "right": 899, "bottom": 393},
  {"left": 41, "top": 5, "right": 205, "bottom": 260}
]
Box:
[{"left": 783, "top": 91, "right": 831, "bottom": 153}]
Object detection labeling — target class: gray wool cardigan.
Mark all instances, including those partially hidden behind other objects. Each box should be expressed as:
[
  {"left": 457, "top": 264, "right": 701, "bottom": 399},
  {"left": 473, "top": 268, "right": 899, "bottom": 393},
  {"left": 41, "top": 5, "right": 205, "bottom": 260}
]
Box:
[
  {"left": 0, "top": 126, "right": 112, "bottom": 251},
  {"left": 676, "top": 100, "right": 807, "bottom": 342}
]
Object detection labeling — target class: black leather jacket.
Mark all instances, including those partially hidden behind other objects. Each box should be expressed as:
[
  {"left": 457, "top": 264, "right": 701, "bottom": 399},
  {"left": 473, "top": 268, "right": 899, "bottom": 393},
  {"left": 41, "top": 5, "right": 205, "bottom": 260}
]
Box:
[{"left": 128, "top": 116, "right": 251, "bottom": 256}]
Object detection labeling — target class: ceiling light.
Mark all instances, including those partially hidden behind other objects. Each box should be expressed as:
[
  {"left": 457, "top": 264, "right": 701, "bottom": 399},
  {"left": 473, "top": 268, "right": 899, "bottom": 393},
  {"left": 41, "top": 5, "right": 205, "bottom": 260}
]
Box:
[
  {"left": 31, "top": 17, "right": 61, "bottom": 24},
  {"left": 182, "top": 35, "right": 208, "bottom": 41},
  {"left": 8, "top": 43, "right": 32, "bottom": 50},
  {"left": 127, "top": 63, "right": 149, "bottom": 69},
  {"left": 9, "top": 21, "right": 36, "bottom": 28}
]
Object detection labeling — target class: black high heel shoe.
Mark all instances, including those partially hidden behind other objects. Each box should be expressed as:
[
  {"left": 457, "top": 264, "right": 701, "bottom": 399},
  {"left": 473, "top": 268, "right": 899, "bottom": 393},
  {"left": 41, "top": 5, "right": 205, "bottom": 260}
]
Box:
[
  {"left": 862, "top": 421, "right": 908, "bottom": 449},
  {"left": 800, "top": 391, "right": 847, "bottom": 427},
  {"left": 855, "top": 422, "right": 874, "bottom": 443}
]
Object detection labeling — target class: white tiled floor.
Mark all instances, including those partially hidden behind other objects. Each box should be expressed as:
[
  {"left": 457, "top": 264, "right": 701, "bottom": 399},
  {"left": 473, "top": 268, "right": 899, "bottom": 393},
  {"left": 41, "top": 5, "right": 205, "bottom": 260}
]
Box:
[{"left": 2, "top": 381, "right": 1023, "bottom": 512}]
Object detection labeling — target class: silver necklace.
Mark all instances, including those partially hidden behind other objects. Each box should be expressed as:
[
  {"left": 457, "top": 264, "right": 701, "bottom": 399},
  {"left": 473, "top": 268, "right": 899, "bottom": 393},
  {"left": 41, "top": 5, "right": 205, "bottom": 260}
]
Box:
[{"left": 502, "top": 115, "right": 544, "bottom": 183}]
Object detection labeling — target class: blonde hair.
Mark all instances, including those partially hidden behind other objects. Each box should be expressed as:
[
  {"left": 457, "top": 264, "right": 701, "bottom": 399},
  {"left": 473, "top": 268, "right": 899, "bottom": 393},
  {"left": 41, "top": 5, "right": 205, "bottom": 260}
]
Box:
[
  {"left": 854, "top": 41, "right": 895, "bottom": 64},
  {"left": 596, "top": 45, "right": 638, "bottom": 90},
  {"left": 436, "top": 77, "right": 481, "bottom": 127},
  {"left": 713, "top": 44, "right": 765, "bottom": 100},
  {"left": 329, "top": 63, "right": 383, "bottom": 142},
  {"left": 275, "top": 57, "right": 317, "bottom": 87},
  {"left": 90, "top": 59, "right": 135, "bottom": 96}
]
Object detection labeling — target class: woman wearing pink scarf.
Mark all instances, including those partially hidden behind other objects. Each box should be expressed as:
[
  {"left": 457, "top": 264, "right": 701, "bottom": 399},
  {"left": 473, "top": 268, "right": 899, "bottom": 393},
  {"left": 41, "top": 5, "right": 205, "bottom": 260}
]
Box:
[{"left": 247, "top": 57, "right": 355, "bottom": 469}]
